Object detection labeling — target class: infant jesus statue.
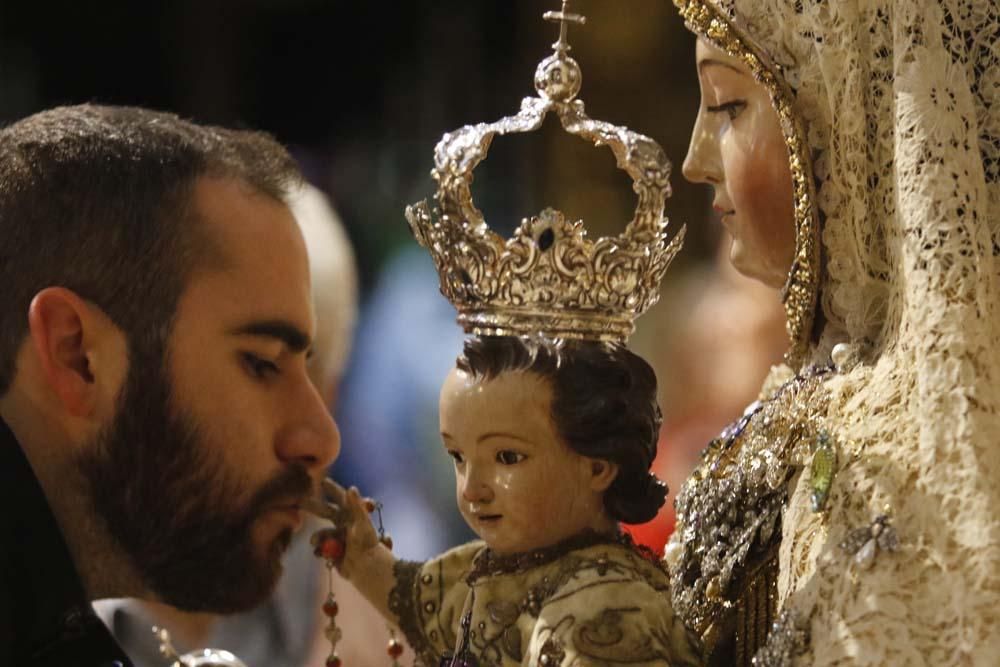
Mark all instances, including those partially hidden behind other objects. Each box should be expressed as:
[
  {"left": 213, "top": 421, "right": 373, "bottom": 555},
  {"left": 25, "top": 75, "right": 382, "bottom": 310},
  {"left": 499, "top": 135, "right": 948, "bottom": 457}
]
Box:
[
  {"left": 310, "top": 4, "right": 700, "bottom": 660},
  {"left": 317, "top": 334, "right": 700, "bottom": 666}
]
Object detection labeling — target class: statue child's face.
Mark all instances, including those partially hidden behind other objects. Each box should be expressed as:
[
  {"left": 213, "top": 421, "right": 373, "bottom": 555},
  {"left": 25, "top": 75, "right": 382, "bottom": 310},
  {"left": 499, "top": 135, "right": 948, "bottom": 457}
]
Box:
[{"left": 439, "top": 367, "right": 609, "bottom": 555}]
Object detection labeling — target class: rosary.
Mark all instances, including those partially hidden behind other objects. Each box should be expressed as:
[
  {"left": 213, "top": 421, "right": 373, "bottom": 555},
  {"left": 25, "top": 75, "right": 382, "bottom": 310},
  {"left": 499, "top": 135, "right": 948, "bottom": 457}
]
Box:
[{"left": 310, "top": 493, "right": 402, "bottom": 667}]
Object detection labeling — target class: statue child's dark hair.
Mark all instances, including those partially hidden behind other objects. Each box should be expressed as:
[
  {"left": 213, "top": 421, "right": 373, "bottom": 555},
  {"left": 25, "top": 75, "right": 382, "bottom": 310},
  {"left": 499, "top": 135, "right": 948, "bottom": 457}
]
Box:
[{"left": 457, "top": 335, "right": 667, "bottom": 524}]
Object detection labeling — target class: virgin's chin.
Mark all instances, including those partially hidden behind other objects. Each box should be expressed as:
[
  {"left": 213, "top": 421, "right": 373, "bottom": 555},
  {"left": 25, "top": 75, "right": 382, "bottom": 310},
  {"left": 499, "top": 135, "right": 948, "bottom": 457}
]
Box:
[{"left": 730, "top": 244, "right": 786, "bottom": 289}]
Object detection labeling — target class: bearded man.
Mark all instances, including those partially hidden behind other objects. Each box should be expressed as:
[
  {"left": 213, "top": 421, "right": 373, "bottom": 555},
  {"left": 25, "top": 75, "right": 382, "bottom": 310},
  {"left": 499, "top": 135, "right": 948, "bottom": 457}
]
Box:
[{"left": 0, "top": 104, "right": 340, "bottom": 666}]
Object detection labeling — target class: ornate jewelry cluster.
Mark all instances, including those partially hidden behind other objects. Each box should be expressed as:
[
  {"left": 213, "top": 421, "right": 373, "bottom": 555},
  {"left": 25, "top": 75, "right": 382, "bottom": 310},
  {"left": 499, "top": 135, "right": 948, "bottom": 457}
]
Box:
[
  {"left": 664, "top": 366, "right": 834, "bottom": 649},
  {"left": 406, "top": 1, "right": 684, "bottom": 343},
  {"left": 751, "top": 609, "right": 810, "bottom": 667}
]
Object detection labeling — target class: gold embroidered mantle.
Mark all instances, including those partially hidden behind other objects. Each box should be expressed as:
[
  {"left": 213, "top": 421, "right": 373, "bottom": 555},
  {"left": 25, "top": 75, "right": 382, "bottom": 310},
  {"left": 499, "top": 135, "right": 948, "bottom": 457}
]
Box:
[{"left": 390, "top": 536, "right": 700, "bottom": 666}]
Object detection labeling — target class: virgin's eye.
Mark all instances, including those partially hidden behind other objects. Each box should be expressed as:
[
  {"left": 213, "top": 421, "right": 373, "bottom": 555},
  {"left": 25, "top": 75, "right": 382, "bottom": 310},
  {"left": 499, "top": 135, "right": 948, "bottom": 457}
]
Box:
[
  {"left": 706, "top": 100, "right": 747, "bottom": 121},
  {"left": 496, "top": 450, "right": 526, "bottom": 465},
  {"left": 241, "top": 352, "right": 279, "bottom": 380},
  {"left": 448, "top": 450, "right": 465, "bottom": 465}
]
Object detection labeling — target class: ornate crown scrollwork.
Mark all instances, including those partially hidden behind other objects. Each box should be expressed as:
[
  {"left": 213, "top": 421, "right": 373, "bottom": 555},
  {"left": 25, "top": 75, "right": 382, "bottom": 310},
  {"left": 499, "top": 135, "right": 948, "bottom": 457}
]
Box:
[{"left": 406, "top": 1, "right": 684, "bottom": 343}]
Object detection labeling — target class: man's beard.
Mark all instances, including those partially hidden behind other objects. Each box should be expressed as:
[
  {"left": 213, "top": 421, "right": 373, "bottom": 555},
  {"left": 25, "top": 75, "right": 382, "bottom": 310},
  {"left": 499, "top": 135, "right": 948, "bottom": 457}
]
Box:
[{"left": 76, "top": 345, "right": 313, "bottom": 613}]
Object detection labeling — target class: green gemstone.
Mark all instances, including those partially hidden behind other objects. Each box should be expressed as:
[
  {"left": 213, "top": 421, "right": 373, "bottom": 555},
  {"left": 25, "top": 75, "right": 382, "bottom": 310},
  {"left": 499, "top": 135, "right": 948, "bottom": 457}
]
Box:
[{"left": 810, "top": 431, "right": 836, "bottom": 512}]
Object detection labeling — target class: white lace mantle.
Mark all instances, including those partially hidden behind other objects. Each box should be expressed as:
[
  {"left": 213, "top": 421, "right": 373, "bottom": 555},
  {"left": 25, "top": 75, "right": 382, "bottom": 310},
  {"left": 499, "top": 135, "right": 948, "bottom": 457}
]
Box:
[{"left": 674, "top": 1, "right": 1000, "bottom": 664}]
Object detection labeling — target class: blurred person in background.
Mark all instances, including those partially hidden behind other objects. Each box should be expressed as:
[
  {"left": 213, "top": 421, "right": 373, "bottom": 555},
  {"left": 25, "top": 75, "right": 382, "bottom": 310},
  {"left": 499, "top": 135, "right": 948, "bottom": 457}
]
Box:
[
  {"left": 95, "top": 184, "right": 388, "bottom": 667},
  {"left": 332, "top": 247, "right": 471, "bottom": 564},
  {"left": 625, "top": 234, "right": 787, "bottom": 554}
]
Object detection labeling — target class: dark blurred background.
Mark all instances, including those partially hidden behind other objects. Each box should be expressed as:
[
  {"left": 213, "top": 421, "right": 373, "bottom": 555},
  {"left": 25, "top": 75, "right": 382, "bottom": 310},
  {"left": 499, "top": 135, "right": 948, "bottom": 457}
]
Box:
[
  {"left": 0, "top": 0, "right": 708, "bottom": 280},
  {"left": 2, "top": 1, "right": 769, "bottom": 559}
]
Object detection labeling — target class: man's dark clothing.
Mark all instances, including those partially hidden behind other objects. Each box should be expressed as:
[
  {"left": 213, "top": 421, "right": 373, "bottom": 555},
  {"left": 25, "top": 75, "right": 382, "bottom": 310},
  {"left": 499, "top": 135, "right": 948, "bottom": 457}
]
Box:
[{"left": 0, "top": 418, "right": 134, "bottom": 666}]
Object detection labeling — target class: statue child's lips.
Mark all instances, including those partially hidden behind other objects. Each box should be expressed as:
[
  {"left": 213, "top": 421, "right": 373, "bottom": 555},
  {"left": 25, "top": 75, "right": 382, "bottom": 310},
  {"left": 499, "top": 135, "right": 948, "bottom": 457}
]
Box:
[{"left": 476, "top": 514, "right": 503, "bottom": 523}]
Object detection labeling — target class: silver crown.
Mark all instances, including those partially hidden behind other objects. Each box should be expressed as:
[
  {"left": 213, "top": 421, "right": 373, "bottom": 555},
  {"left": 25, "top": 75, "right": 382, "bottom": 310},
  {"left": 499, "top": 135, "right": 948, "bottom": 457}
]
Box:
[{"left": 406, "top": 0, "right": 684, "bottom": 343}]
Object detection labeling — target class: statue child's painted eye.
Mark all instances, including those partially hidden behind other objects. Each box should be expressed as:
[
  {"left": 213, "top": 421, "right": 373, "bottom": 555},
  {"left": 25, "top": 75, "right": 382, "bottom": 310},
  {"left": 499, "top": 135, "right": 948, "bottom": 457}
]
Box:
[
  {"left": 448, "top": 450, "right": 465, "bottom": 464},
  {"left": 496, "top": 451, "right": 526, "bottom": 465}
]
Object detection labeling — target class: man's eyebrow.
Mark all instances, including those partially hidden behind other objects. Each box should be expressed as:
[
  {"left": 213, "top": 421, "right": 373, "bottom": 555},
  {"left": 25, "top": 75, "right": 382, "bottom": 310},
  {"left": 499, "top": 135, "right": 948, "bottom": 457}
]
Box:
[
  {"left": 229, "top": 320, "right": 312, "bottom": 354},
  {"left": 697, "top": 58, "right": 746, "bottom": 75}
]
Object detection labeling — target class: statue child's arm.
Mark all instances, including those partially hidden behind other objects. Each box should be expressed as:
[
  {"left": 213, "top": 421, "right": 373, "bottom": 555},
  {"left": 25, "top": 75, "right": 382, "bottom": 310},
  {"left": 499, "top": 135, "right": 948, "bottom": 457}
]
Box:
[
  {"left": 311, "top": 480, "right": 399, "bottom": 625},
  {"left": 312, "top": 479, "right": 467, "bottom": 661}
]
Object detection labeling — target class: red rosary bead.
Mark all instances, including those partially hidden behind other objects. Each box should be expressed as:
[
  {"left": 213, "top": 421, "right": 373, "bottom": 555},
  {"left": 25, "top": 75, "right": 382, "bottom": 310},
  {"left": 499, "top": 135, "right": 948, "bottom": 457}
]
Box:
[
  {"left": 387, "top": 639, "right": 404, "bottom": 658},
  {"left": 322, "top": 599, "right": 339, "bottom": 617},
  {"left": 320, "top": 536, "right": 345, "bottom": 561},
  {"left": 325, "top": 656, "right": 342, "bottom": 667}
]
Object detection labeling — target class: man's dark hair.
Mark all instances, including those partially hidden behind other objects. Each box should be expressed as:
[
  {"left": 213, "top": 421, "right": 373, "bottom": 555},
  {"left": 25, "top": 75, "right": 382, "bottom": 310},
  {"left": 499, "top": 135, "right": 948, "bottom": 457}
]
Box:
[
  {"left": 0, "top": 104, "right": 301, "bottom": 394},
  {"left": 457, "top": 335, "right": 667, "bottom": 524}
]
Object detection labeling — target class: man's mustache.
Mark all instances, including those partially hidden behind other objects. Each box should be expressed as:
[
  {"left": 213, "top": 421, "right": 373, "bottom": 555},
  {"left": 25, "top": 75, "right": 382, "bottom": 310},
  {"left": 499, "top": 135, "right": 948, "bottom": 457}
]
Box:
[{"left": 245, "top": 464, "right": 314, "bottom": 519}]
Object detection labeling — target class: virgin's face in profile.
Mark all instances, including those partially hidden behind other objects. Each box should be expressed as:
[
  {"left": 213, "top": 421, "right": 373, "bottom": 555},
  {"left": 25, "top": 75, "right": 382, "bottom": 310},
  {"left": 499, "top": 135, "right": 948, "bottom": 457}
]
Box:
[
  {"left": 683, "top": 39, "right": 796, "bottom": 289},
  {"left": 439, "top": 368, "right": 608, "bottom": 555}
]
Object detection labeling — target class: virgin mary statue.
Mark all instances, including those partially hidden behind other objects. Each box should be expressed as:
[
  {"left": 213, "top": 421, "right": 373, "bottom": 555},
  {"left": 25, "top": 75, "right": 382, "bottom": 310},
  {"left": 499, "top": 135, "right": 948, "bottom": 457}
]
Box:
[{"left": 663, "top": 1, "right": 1000, "bottom": 665}]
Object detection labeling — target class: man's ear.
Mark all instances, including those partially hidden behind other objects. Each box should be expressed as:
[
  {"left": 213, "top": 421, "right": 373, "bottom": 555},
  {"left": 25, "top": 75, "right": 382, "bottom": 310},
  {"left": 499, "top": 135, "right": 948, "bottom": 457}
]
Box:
[
  {"left": 588, "top": 459, "right": 620, "bottom": 493},
  {"left": 27, "top": 288, "right": 122, "bottom": 419}
]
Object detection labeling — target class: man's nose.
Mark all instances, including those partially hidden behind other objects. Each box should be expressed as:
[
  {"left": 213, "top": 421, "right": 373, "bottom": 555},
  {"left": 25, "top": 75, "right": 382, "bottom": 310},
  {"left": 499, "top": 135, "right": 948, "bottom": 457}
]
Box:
[{"left": 276, "top": 381, "right": 341, "bottom": 472}]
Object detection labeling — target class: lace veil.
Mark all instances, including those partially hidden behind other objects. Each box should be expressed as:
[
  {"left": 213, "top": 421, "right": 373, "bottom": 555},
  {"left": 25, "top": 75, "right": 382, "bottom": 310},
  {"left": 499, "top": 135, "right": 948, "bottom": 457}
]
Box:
[{"left": 673, "top": 1, "right": 1000, "bottom": 662}]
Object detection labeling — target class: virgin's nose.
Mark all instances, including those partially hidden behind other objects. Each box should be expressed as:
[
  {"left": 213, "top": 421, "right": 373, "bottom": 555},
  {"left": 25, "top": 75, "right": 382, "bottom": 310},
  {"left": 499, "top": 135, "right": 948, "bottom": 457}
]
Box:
[{"left": 682, "top": 112, "right": 723, "bottom": 186}]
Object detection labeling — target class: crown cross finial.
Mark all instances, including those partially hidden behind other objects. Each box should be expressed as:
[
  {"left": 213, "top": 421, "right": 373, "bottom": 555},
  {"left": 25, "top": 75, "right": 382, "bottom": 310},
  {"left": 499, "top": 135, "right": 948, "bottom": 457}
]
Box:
[{"left": 543, "top": 0, "right": 586, "bottom": 53}]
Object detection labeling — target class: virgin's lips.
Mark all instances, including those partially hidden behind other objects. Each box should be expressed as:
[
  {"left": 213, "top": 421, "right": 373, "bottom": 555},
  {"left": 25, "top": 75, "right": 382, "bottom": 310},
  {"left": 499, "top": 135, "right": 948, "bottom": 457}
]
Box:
[{"left": 714, "top": 206, "right": 736, "bottom": 229}]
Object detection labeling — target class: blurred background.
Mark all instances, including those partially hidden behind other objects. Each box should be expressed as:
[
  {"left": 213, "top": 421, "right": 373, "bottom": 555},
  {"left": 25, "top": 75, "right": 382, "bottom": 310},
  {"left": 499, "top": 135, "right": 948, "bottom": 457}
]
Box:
[{"left": 1, "top": 0, "right": 786, "bottom": 572}]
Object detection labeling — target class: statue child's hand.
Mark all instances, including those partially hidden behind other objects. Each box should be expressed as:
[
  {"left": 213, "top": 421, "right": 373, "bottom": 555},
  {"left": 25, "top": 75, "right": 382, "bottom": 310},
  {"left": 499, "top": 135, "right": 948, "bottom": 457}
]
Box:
[
  {"left": 308, "top": 478, "right": 381, "bottom": 581},
  {"left": 338, "top": 485, "right": 381, "bottom": 579}
]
